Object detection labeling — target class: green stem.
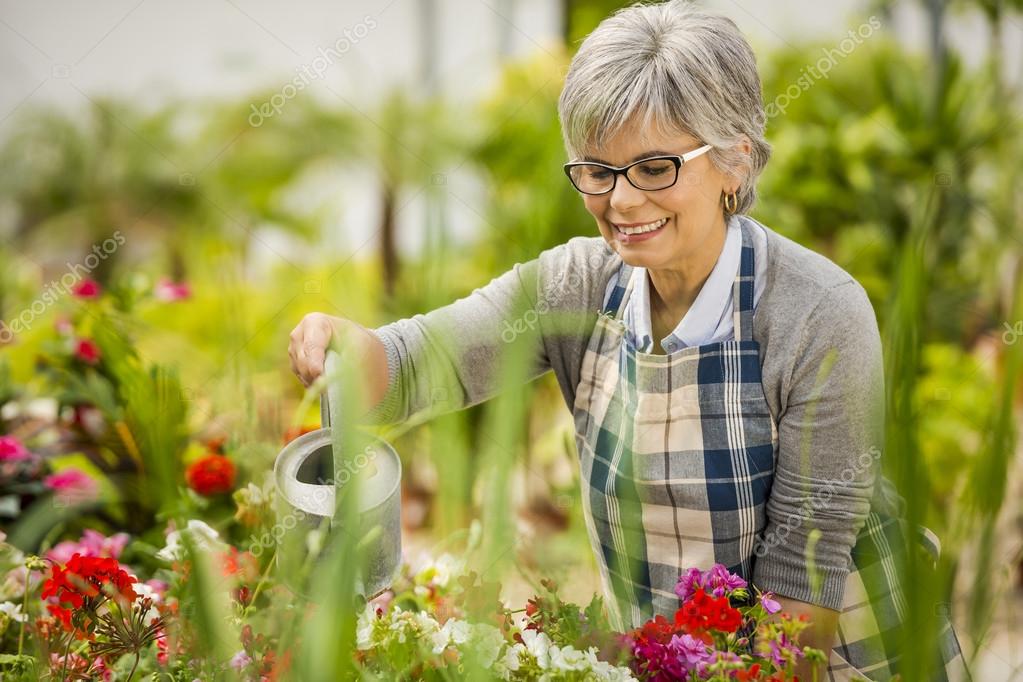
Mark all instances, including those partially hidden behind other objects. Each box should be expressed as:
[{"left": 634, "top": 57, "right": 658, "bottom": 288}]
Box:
[
  {"left": 59, "top": 631, "right": 73, "bottom": 681},
  {"left": 240, "top": 549, "right": 277, "bottom": 620},
  {"left": 126, "top": 651, "right": 140, "bottom": 682},
  {"left": 16, "top": 569, "right": 29, "bottom": 657}
]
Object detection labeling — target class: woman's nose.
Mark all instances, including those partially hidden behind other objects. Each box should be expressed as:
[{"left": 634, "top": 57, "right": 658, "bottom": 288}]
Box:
[{"left": 608, "top": 176, "right": 646, "bottom": 214}]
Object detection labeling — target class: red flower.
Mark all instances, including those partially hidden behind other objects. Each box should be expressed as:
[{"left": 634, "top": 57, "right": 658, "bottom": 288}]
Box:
[
  {"left": 735, "top": 663, "right": 763, "bottom": 681},
  {"left": 41, "top": 553, "right": 138, "bottom": 638},
  {"left": 185, "top": 453, "right": 236, "bottom": 496},
  {"left": 72, "top": 278, "right": 101, "bottom": 299},
  {"left": 221, "top": 546, "right": 259, "bottom": 580},
  {"left": 675, "top": 589, "right": 743, "bottom": 635},
  {"left": 75, "top": 338, "right": 101, "bottom": 364}
]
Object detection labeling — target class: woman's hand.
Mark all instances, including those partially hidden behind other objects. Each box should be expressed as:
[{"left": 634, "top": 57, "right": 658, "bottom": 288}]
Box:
[
  {"left": 289, "top": 312, "right": 343, "bottom": 387},
  {"left": 288, "top": 313, "right": 390, "bottom": 411}
]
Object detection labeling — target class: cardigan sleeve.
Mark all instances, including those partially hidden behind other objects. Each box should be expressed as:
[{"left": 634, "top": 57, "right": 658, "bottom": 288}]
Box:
[
  {"left": 361, "top": 257, "right": 551, "bottom": 425},
  {"left": 752, "top": 279, "right": 885, "bottom": 611}
]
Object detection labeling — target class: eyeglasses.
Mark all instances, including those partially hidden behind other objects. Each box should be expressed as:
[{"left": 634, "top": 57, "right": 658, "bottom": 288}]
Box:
[{"left": 563, "top": 144, "right": 713, "bottom": 195}]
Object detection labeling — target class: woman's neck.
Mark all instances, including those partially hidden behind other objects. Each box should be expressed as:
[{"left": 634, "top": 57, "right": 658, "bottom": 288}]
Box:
[{"left": 647, "top": 216, "right": 728, "bottom": 324}]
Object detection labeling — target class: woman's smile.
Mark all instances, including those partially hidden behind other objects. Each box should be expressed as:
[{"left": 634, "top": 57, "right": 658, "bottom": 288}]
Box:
[{"left": 611, "top": 216, "right": 670, "bottom": 244}]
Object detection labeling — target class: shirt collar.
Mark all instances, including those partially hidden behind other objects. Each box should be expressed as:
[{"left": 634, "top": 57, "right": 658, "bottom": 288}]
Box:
[{"left": 628, "top": 216, "right": 743, "bottom": 352}]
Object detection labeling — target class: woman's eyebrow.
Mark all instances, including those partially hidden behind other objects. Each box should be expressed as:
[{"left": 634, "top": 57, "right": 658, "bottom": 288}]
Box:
[{"left": 581, "top": 150, "right": 676, "bottom": 165}]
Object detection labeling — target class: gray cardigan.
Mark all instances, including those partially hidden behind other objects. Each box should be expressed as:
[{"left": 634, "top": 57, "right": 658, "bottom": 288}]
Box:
[{"left": 368, "top": 215, "right": 888, "bottom": 611}]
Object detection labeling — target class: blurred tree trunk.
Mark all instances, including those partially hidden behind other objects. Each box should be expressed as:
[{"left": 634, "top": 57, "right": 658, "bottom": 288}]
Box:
[
  {"left": 924, "top": 0, "right": 949, "bottom": 109},
  {"left": 380, "top": 182, "right": 398, "bottom": 298}
]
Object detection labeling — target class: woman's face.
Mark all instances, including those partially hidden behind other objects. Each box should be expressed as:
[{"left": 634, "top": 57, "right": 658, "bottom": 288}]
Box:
[{"left": 579, "top": 120, "right": 734, "bottom": 272}]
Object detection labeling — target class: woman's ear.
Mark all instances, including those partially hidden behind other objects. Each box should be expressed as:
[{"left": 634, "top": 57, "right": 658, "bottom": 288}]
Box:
[{"left": 727, "top": 136, "right": 753, "bottom": 194}]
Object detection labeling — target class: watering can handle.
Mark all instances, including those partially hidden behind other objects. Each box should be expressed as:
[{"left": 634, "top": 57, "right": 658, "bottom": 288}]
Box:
[{"left": 319, "top": 349, "right": 344, "bottom": 430}]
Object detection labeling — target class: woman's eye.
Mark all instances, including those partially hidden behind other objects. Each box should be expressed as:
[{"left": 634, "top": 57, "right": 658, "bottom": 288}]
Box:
[
  {"left": 637, "top": 163, "right": 670, "bottom": 176},
  {"left": 587, "top": 169, "right": 612, "bottom": 180}
]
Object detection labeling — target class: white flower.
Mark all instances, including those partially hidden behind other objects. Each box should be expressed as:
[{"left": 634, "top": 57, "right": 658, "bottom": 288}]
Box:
[
  {"left": 588, "top": 656, "right": 639, "bottom": 681},
  {"left": 498, "top": 643, "right": 524, "bottom": 677},
  {"left": 549, "top": 644, "right": 590, "bottom": 672},
  {"left": 520, "top": 628, "right": 552, "bottom": 669},
  {"left": 413, "top": 610, "right": 441, "bottom": 635},
  {"left": 356, "top": 603, "right": 378, "bottom": 649},
  {"left": 430, "top": 627, "right": 450, "bottom": 654},
  {"left": 412, "top": 552, "right": 464, "bottom": 588},
  {"left": 0, "top": 601, "right": 26, "bottom": 623},
  {"left": 132, "top": 582, "right": 163, "bottom": 626},
  {"left": 442, "top": 618, "right": 472, "bottom": 645},
  {"left": 156, "top": 520, "right": 227, "bottom": 562}
]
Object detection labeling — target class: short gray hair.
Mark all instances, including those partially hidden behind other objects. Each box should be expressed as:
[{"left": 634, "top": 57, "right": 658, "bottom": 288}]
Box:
[{"left": 558, "top": 0, "right": 771, "bottom": 215}]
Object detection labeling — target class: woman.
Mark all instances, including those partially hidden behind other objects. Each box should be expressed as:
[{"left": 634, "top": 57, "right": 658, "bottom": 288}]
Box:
[{"left": 289, "top": 2, "right": 967, "bottom": 679}]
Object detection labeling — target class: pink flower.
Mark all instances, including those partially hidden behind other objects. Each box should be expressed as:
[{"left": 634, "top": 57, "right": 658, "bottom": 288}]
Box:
[
  {"left": 74, "top": 338, "right": 101, "bottom": 364},
  {"left": 54, "top": 316, "right": 74, "bottom": 336},
  {"left": 0, "top": 436, "right": 30, "bottom": 462},
  {"left": 704, "top": 563, "right": 747, "bottom": 598},
  {"left": 43, "top": 468, "right": 99, "bottom": 506},
  {"left": 760, "top": 592, "right": 782, "bottom": 614},
  {"left": 71, "top": 278, "right": 101, "bottom": 299},
  {"left": 668, "top": 633, "right": 713, "bottom": 671},
  {"left": 766, "top": 632, "right": 804, "bottom": 668},
  {"left": 155, "top": 278, "right": 191, "bottom": 302},
  {"left": 674, "top": 564, "right": 748, "bottom": 602},
  {"left": 230, "top": 650, "right": 253, "bottom": 670},
  {"left": 46, "top": 529, "right": 130, "bottom": 564},
  {"left": 674, "top": 567, "right": 705, "bottom": 602}
]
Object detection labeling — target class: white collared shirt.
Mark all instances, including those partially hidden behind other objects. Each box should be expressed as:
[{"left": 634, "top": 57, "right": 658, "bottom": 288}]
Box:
[{"left": 605, "top": 215, "right": 768, "bottom": 353}]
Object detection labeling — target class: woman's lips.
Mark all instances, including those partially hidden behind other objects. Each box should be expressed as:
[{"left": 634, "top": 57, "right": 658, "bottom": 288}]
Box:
[{"left": 613, "top": 217, "right": 669, "bottom": 244}]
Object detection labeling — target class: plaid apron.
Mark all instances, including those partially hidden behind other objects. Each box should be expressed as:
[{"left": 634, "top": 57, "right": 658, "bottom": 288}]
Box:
[{"left": 573, "top": 221, "right": 970, "bottom": 680}]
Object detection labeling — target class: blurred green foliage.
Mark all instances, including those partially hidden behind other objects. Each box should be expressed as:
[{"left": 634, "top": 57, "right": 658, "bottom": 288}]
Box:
[{"left": 0, "top": 2, "right": 1020, "bottom": 675}]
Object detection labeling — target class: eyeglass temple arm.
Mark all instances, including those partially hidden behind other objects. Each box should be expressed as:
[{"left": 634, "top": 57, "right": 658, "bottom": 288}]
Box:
[{"left": 680, "top": 144, "right": 714, "bottom": 163}]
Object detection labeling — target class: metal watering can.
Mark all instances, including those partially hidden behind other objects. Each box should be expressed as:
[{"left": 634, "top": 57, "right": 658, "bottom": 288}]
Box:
[{"left": 273, "top": 350, "right": 402, "bottom": 598}]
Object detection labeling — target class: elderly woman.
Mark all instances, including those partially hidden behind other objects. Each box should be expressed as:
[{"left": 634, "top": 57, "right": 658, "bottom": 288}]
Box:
[{"left": 289, "top": 2, "right": 967, "bottom": 679}]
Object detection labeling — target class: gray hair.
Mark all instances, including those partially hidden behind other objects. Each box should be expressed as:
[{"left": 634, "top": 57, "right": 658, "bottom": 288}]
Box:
[{"left": 558, "top": 0, "right": 771, "bottom": 215}]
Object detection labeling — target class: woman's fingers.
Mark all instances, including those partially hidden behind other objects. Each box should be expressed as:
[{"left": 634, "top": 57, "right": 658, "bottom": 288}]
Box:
[{"left": 290, "top": 313, "right": 341, "bottom": 386}]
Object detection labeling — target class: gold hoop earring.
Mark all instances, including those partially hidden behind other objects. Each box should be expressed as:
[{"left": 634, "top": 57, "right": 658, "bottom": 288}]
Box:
[{"left": 723, "top": 191, "right": 738, "bottom": 214}]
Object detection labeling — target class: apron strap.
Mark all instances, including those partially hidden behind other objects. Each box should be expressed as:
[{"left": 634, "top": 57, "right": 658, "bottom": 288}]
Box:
[
  {"left": 602, "top": 262, "right": 634, "bottom": 317},
  {"left": 733, "top": 218, "right": 757, "bottom": 342}
]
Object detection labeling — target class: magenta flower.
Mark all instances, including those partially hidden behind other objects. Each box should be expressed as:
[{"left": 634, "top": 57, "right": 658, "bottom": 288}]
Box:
[
  {"left": 74, "top": 338, "right": 101, "bottom": 364},
  {"left": 760, "top": 592, "right": 782, "bottom": 614},
  {"left": 704, "top": 564, "right": 747, "bottom": 598},
  {"left": 674, "top": 566, "right": 705, "bottom": 602},
  {"left": 43, "top": 468, "right": 99, "bottom": 506},
  {"left": 0, "top": 436, "right": 30, "bottom": 462},
  {"left": 46, "top": 529, "right": 130, "bottom": 564},
  {"left": 766, "top": 633, "right": 804, "bottom": 668},
  {"left": 155, "top": 278, "right": 191, "bottom": 302},
  {"left": 668, "top": 633, "right": 713, "bottom": 671},
  {"left": 675, "top": 564, "right": 747, "bottom": 602},
  {"left": 71, "top": 278, "right": 101, "bottom": 299}
]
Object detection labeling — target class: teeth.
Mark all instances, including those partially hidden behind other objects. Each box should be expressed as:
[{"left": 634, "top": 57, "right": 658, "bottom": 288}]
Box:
[{"left": 616, "top": 218, "right": 668, "bottom": 235}]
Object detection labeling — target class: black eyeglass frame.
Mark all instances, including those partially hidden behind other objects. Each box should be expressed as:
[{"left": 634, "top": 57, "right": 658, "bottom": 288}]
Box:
[{"left": 562, "top": 144, "right": 714, "bottom": 196}]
